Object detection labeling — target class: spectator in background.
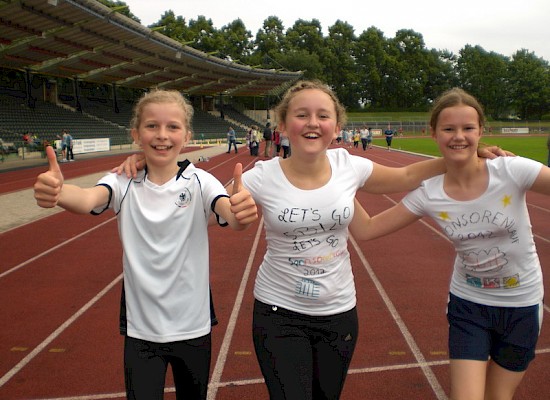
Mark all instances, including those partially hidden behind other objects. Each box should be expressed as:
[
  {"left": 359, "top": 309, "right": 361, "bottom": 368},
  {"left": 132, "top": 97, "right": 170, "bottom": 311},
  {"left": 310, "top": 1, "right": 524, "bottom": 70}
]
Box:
[
  {"left": 226, "top": 126, "right": 238, "bottom": 154},
  {"left": 249, "top": 125, "right": 261, "bottom": 156},
  {"left": 353, "top": 129, "right": 360, "bottom": 148},
  {"left": 384, "top": 124, "right": 394, "bottom": 151},
  {"left": 57, "top": 130, "right": 67, "bottom": 161},
  {"left": 65, "top": 131, "right": 74, "bottom": 162},
  {"left": 22, "top": 132, "right": 31, "bottom": 144},
  {"left": 360, "top": 126, "right": 369, "bottom": 151},
  {"left": 272, "top": 125, "right": 281, "bottom": 157},
  {"left": 263, "top": 122, "right": 273, "bottom": 158},
  {"left": 280, "top": 132, "right": 290, "bottom": 159},
  {"left": 366, "top": 127, "right": 373, "bottom": 149}
]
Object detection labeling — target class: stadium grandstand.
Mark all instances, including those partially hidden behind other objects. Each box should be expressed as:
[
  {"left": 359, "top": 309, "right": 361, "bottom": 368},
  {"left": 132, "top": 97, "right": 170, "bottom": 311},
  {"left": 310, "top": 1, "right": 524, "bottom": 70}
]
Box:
[{"left": 0, "top": 0, "right": 302, "bottom": 158}]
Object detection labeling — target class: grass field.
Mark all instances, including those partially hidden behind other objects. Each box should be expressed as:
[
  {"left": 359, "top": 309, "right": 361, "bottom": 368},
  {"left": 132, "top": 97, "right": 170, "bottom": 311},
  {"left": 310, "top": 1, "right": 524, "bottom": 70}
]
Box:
[{"left": 371, "top": 135, "right": 549, "bottom": 165}]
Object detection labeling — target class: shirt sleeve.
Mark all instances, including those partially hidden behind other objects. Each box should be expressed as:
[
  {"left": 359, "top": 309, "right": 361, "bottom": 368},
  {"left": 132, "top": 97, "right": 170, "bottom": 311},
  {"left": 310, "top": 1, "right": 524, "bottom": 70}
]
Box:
[
  {"left": 402, "top": 184, "right": 428, "bottom": 216},
  {"left": 242, "top": 161, "right": 265, "bottom": 204},
  {"left": 90, "top": 172, "right": 118, "bottom": 214},
  {"left": 504, "top": 156, "right": 543, "bottom": 190}
]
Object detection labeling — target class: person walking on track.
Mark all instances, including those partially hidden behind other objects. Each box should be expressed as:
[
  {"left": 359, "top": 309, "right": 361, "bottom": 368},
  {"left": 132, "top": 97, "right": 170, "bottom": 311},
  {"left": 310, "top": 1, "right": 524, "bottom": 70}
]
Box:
[
  {"left": 33, "top": 89, "right": 258, "bottom": 400},
  {"left": 350, "top": 88, "right": 550, "bottom": 400},
  {"left": 235, "top": 81, "right": 509, "bottom": 400}
]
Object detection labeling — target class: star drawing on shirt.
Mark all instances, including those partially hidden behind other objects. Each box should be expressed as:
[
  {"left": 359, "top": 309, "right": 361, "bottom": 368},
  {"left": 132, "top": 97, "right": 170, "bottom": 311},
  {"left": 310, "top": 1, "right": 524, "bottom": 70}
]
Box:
[
  {"left": 501, "top": 194, "right": 512, "bottom": 207},
  {"left": 438, "top": 211, "right": 451, "bottom": 221}
]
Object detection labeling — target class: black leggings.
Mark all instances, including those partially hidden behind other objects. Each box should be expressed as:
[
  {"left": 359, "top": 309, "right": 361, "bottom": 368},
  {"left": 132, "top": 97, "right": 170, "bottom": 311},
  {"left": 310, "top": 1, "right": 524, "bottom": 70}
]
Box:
[
  {"left": 252, "top": 300, "right": 358, "bottom": 400},
  {"left": 124, "top": 334, "right": 211, "bottom": 400}
]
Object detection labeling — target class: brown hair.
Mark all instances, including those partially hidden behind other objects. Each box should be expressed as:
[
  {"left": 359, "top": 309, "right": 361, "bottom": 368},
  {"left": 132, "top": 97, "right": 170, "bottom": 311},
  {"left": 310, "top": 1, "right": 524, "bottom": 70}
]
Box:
[
  {"left": 130, "top": 89, "right": 194, "bottom": 135},
  {"left": 430, "top": 88, "right": 485, "bottom": 131},
  {"left": 275, "top": 80, "right": 347, "bottom": 127}
]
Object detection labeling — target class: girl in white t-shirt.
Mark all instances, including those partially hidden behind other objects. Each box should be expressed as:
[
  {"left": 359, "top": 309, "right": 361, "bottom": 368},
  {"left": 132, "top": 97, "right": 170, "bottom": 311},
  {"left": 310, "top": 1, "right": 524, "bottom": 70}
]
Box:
[
  {"left": 33, "top": 90, "right": 257, "bottom": 400},
  {"left": 350, "top": 88, "right": 550, "bottom": 400},
  {"left": 232, "top": 81, "right": 508, "bottom": 400}
]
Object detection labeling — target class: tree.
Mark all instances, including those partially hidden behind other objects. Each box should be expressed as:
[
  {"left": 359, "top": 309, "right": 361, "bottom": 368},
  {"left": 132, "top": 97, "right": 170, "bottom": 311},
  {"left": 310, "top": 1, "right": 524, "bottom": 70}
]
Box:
[
  {"left": 457, "top": 45, "right": 510, "bottom": 119},
  {"left": 277, "top": 49, "right": 322, "bottom": 80},
  {"left": 508, "top": 50, "right": 550, "bottom": 120},
  {"left": 218, "top": 19, "right": 253, "bottom": 63},
  {"left": 423, "top": 50, "right": 459, "bottom": 105},
  {"left": 149, "top": 10, "right": 189, "bottom": 44},
  {"left": 254, "top": 17, "right": 286, "bottom": 61},
  {"left": 97, "top": 0, "right": 141, "bottom": 23},
  {"left": 385, "top": 29, "right": 430, "bottom": 109},
  {"left": 103, "top": 3, "right": 550, "bottom": 114},
  {"left": 283, "top": 19, "right": 327, "bottom": 81},
  {"left": 355, "top": 27, "right": 387, "bottom": 108},
  {"left": 184, "top": 16, "right": 223, "bottom": 54},
  {"left": 324, "top": 21, "right": 360, "bottom": 109}
]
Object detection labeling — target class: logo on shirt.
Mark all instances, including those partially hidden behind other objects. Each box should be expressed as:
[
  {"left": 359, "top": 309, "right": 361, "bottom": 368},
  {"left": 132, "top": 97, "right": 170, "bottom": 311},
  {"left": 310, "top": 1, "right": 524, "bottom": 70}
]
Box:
[
  {"left": 295, "top": 278, "right": 321, "bottom": 299},
  {"left": 175, "top": 188, "right": 192, "bottom": 208}
]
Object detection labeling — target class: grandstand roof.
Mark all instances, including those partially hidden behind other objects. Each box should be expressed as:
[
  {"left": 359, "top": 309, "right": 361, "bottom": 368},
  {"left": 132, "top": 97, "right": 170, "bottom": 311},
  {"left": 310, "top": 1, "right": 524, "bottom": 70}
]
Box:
[{"left": 0, "top": 0, "right": 302, "bottom": 96}]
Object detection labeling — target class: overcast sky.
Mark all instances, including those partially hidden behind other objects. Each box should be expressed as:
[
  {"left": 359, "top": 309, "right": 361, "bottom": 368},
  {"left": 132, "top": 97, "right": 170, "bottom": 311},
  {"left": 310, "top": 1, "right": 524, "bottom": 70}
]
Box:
[{"left": 123, "top": 0, "right": 550, "bottom": 62}]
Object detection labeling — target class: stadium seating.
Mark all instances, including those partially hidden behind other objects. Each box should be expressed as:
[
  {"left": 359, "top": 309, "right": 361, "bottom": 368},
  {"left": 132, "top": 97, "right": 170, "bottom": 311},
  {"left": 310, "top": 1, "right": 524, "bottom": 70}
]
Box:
[{"left": 0, "top": 90, "right": 260, "bottom": 152}]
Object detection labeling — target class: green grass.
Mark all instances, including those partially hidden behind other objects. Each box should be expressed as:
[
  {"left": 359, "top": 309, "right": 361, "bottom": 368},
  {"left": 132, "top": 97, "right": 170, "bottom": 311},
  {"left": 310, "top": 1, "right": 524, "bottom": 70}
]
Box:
[{"left": 372, "top": 136, "right": 549, "bottom": 164}]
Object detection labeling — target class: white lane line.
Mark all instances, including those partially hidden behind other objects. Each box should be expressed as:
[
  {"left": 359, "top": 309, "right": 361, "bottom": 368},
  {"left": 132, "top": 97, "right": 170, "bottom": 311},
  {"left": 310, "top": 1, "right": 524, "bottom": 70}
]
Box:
[
  {"left": 207, "top": 217, "right": 264, "bottom": 400},
  {"left": 349, "top": 235, "right": 448, "bottom": 400},
  {"left": 0, "top": 274, "right": 123, "bottom": 388},
  {"left": 0, "top": 217, "right": 116, "bottom": 279},
  {"left": 27, "top": 347, "right": 550, "bottom": 399}
]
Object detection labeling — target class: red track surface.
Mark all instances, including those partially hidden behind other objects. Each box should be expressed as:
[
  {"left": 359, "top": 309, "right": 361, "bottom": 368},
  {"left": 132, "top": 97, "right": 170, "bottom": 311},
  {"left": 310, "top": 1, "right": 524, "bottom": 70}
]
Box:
[{"left": 1, "top": 144, "right": 549, "bottom": 399}]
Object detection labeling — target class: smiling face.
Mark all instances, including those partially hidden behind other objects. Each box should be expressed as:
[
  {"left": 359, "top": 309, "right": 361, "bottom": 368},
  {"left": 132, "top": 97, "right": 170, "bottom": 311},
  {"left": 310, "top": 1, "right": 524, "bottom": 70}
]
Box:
[
  {"left": 131, "top": 101, "right": 190, "bottom": 167},
  {"left": 431, "top": 105, "right": 482, "bottom": 163},
  {"left": 278, "top": 88, "right": 340, "bottom": 157}
]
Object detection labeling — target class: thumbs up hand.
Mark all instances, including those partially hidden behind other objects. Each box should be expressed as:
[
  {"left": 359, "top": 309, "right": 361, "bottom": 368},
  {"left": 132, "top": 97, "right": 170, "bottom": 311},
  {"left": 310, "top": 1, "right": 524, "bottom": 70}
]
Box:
[
  {"left": 229, "top": 163, "right": 257, "bottom": 225},
  {"left": 34, "top": 146, "right": 64, "bottom": 208},
  {"left": 231, "top": 163, "right": 244, "bottom": 196}
]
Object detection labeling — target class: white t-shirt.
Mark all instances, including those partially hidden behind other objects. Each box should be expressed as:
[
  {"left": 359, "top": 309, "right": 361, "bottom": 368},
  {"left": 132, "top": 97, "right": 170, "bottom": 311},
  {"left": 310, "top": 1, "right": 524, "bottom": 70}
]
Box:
[
  {"left": 95, "top": 161, "right": 228, "bottom": 342},
  {"left": 402, "top": 156, "right": 544, "bottom": 307},
  {"left": 242, "top": 148, "right": 373, "bottom": 315}
]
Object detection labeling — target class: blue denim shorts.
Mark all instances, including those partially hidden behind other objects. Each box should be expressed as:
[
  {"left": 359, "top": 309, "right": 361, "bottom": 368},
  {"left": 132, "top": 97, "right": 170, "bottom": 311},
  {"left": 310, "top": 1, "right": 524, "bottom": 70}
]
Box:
[{"left": 447, "top": 293, "right": 542, "bottom": 372}]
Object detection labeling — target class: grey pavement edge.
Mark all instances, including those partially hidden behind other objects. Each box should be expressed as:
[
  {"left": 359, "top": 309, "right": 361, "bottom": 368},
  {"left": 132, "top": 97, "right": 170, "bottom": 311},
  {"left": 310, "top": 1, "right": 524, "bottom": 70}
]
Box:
[{"left": 0, "top": 144, "right": 228, "bottom": 234}]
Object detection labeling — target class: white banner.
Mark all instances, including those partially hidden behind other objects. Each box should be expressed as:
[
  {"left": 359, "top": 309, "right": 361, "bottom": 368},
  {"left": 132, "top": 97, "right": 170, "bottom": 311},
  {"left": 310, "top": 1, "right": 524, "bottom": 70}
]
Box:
[
  {"left": 55, "top": 138, "right": 111, "bottom": 154},
  {"left": 501, "top": 127, "right": 529, "bottom": 134},
  {"left": 371, "top": 129, "right": 383, "bottom": 136}
]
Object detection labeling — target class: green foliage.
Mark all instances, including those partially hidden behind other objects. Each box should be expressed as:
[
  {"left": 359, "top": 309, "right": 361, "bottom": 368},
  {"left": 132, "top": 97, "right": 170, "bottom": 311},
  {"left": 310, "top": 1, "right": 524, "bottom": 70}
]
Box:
[
  {"left": 508, "top": 50, "right": 550, "bottom": 120},
  {"left": 97, "top": 0, "right": 140, "bottom": 23},
  {"left": 119, "top": 4, "right": 550, "bottom": 118}
]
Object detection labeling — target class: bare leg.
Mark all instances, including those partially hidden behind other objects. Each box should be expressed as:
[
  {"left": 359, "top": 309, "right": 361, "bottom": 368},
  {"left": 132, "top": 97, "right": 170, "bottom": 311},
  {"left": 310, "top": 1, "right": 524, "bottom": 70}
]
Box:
[
  {"left": 484, "top": 360, "right": 526, "bottom": 400},
  {"left": 449, "top": 359, "right": 487, "bottom": 400}
]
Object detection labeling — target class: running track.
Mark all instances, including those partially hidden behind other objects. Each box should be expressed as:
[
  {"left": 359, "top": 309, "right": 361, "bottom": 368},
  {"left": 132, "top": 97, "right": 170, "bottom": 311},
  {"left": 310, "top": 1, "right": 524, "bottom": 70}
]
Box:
[{"left": 1, "top": 144, "right": 549, "bottom": 399}]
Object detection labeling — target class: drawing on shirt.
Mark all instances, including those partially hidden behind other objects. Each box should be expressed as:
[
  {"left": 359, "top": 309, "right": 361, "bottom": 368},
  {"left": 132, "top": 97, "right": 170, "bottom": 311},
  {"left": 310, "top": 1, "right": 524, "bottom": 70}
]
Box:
[
  {"left": 175, "top": 188, "right": 192, "bottom": 208},
  {"left": 295, "top": 278, "right": 321, "bottom": 298},
  {"left": 461, "top": 246, "right": 522, "bottom": 289},
  {"left": 461, "top": 247, "right": 507, "bottom": 273},
  {"left": 465, "top": 273, "right": 520, "bottom": 289}
]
